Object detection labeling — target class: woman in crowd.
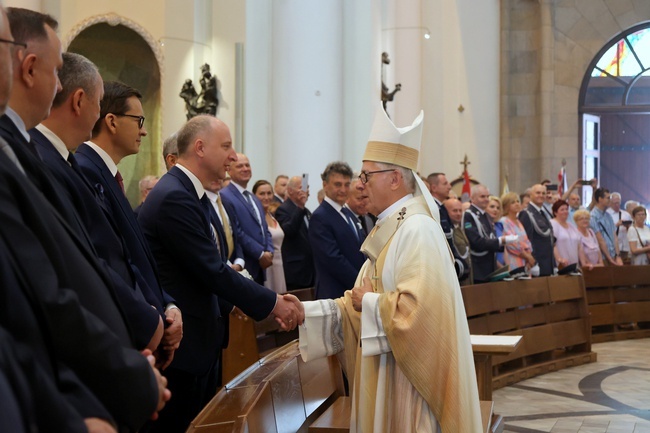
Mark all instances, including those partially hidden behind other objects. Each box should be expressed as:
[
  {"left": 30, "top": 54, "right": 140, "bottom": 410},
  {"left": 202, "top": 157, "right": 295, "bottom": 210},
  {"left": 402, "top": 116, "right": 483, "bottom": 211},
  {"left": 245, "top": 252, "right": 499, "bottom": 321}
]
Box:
[
  {"left": 253, "top": 180, "right": 287, "bottom": 294},
  {"left": 487, "top": 195, "right": 505, "bottom": 267},
  {"left": 627, "top": 206, "right": 650, "bottom": 265},
  {"left": 550, "top": 199, "right": 581, "bottom": 268},
  {"left": 574, "top": 209, "right": 603, "bottom": 269},
  {"left": 500, "top": 192, "right": 536, "bottom": 272}
]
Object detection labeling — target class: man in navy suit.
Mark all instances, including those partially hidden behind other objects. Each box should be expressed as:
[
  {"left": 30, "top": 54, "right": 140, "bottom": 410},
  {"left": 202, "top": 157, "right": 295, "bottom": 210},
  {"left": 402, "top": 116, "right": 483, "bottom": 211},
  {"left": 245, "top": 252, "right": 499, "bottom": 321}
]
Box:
[
  {"left": 275, "top": 175, "right": 315, "bottom": 290},
  {"left": 310, "top": 161, "right": 366, "bottom": 299},
  {"left": 28, "top": 52, "right": 166, "bottom": 354},
  {"left": 220, "top": 152, "right": 274, "bottom": 285},
  {"left": 74, "top": 81, "right": 182, "bottom": 366},
  {"left": 139, "top": 115, "right": 304, "bottom": 433}
]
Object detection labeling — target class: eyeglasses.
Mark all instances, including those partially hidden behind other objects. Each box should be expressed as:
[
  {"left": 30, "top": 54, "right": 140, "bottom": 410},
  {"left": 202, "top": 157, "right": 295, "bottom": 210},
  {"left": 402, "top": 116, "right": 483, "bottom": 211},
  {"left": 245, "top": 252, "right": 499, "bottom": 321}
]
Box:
[
  {"left": 115, "top": 114, "right": 145, "bottom": 128},
  {"left": 358, "top": 169, "right": 395, "bottom": 184},
  {"left": 0, "top": 38, "right": 27, "bottom": 49}
]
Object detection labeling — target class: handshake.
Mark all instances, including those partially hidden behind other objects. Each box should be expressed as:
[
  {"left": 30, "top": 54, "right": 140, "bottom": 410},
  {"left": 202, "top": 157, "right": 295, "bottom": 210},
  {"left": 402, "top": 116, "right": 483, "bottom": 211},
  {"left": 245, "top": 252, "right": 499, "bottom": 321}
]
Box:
[
  {"left": 501, "top": 234, "right": 519, "bottom": 245},
  {"left": 270, "top": 293, "right": 305, "bottom": 331}
]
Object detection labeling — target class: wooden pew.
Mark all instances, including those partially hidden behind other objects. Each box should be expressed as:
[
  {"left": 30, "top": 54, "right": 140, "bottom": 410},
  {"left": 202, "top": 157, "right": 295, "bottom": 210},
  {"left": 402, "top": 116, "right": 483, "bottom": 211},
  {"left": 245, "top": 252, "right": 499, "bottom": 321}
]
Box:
[
  {"left": 583, "top": 265, "right": 650, "bottom": 343},
  {"left": 462, "top": 275, "right": 596, "bottom": 390}
]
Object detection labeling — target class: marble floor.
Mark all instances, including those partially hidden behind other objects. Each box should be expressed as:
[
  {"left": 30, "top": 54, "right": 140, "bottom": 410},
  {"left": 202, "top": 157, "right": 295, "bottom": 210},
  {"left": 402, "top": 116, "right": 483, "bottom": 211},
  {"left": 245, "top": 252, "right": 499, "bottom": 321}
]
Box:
[{"left": 494, "top": 339, "right": 650, "bottom": 433}]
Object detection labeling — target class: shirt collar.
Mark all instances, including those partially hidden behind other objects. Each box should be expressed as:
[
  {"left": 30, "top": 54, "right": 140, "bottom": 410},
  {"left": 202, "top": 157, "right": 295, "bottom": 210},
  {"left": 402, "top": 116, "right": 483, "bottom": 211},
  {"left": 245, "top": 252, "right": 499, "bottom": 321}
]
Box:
[
  {"left": 175, "top": 163, "right": 205, "bottom": 200},
  {"left": 85, "top": 141, "right": 118, "bottom": 176},
  {"left": 35, "top": 124, "right": 69, "bottom": 160},
  {"left": 377, "top": 194, "right": 414, "bottom": 222},
  {"left": 5, "top": 107, "right": 30, "bottom": 142},
  {"left": 530, "top": 202, "right": 544, "bottom": 213},
  {"left": 471, "top": 204, "right": 485, "bottom": 215},
  {"left": 324, "top": 196, "right": 344, "bottom": 213},
  {"left": 232, "top": 181, "right": 248, "bottom": 195}
]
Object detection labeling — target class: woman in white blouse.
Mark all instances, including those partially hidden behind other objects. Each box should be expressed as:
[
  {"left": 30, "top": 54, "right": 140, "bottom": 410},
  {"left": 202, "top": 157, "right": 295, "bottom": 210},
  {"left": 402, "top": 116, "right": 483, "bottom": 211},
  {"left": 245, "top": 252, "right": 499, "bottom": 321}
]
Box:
[{"left": 627, "top": 206, "right": 650, "bottom": 266}]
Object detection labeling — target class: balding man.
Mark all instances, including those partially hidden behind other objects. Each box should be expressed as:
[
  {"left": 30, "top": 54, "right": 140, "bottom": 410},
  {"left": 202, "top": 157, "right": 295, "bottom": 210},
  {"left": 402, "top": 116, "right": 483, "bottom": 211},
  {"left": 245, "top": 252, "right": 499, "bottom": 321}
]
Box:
[
  {"left": 462, "top": 184, "right": 507, "bottom": 283},
  {"left": 220, "top": 153, "right": 274, "bottom": 284},
  {"left": 445, "top": 198, "right": 472, "bottom": 285},
  {"left": 519, "top": 184, "right": 555, "bottom": 276},
  {"left": 139, "top": 115, "right": 304, "bottom": 433},
  {"left": 162, "top": 133, "right": 178, "bottom": 171},
  {"left": 275, "top": 175, "right": 315, "bottom": 290},
  {"left": 567, "top": 192, "right": 582, "bottom": 226}
]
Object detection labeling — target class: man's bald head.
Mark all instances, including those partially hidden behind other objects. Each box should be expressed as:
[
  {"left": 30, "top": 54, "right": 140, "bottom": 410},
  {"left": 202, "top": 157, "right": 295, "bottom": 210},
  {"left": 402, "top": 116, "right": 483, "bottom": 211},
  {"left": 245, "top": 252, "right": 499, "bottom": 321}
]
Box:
[
  {"left": 530, "top": 184, "right": 546, "bottom": 206},
  {"left": 444, "top": 198, "right": 463, "bottom": 225}
]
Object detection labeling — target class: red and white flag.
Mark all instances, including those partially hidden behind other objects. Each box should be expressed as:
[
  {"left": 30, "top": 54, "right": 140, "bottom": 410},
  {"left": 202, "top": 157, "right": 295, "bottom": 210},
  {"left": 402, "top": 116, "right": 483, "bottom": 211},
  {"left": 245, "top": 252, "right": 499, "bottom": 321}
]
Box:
[
  {"left": 558, "top": 164, "right": 567, "bottom": 196},
  {"left": 461, "top": 169, "right": 471, "bottom": 203}
]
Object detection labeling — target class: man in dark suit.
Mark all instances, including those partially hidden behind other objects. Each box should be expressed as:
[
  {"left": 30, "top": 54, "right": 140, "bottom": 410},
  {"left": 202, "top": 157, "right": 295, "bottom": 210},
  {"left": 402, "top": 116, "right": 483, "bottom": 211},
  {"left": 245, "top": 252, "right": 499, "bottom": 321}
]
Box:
[
  {"left": 519, "top": 183, "right": 555, "bottom": 276},
  {"left": 205, "top": 178, "right": 245, "bottom": 271},
  {"left": 273, "top": 174, "right": 288, "bottom": 204},
  {"left": 275, "top": 175, "right": 314, "bottom": 290},
  {"left": 220, "top": 152, "right": 274, "bottom": 284},
  {"left": 0, "top": 10, "right": 168, "bottom": 428},
  {"left": 346, "top": 176, "right": 376, "bottom": 235},
  {"left": 28, "top": 51, "right": 166, "bottom": 354},
  {"left": 74, "top": 81, "right": 182, "bottom": 365},
  {"left": 462, "top": 184, "right": 506, "bottom": 283},
  {"left": 429, "top": 172, "right": 470, "bottom": 282},
  {"left": 310, "top": 161, "right": 366, "bottom": 299},
  {"left": 139, "top": 115, "right": 304, "bottom": 433}
]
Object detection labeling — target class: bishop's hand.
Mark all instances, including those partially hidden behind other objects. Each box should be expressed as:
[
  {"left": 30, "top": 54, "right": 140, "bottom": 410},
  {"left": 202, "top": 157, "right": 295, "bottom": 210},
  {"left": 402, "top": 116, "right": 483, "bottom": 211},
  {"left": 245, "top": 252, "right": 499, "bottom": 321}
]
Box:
[{"left": 351, "top": 276, "right": 373, "bottom": 312}]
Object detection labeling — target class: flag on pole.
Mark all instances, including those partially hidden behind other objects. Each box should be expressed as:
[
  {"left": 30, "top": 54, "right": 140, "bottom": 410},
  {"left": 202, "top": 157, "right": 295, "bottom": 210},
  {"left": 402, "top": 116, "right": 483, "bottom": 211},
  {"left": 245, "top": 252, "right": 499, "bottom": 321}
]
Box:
[
  {"left": 461, "top": 168, "right": 471, "bottom": 203},
  {"left": 558, "top": 160, "right": 567, "bottom": 196}
]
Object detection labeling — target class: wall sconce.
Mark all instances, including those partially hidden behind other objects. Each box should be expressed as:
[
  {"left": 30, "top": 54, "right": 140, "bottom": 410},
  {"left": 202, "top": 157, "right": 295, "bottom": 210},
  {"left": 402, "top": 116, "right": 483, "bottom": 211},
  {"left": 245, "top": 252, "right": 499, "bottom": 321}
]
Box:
[{"left": 382, "top": 26, "right": 432, "bottom": 40}]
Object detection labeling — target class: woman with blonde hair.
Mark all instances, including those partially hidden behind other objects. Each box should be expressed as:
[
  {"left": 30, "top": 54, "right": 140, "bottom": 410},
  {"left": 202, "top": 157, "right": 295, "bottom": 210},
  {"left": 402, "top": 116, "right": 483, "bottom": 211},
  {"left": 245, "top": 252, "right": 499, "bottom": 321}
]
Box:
[
  {"left": 499, "top": 192, "right": 536, "bottom": 271},
  {"left": 487, "top": 195, "right": 505, "bottom": 267},
  {"left": 574, "top": 209, "right": 604, "bottom": 269}
]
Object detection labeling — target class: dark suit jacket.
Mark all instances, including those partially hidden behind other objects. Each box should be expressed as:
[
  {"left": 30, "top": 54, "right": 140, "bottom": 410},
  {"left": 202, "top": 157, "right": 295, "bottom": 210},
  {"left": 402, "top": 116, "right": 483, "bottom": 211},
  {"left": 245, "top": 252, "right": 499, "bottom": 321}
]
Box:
[
  {"left": 75, "top": 143, "right": 173, "bottom": 313},
  {"left": 437, "top": 201, "right": 470, "bottom": 282},
  {"left": 519, "top": 204, "right": 555, "bottom": 276},
  {"left": 138, "top": 166, "right": 277, "bottom": 376},
  {"left": 275, "top": 199, "right": 314, "bottom": 290},
  {"left": 220, "top": 182, "right": 274, "bottom": 284},
  {"left": 309, "top": 200, "right": 366, "bottom": 299},
  {"left": 220, "top": 196, "right": 246, "bottom": 264},
  {"left": 462, "top": 204, "right": 503, "bottom": 283},
  {"left": 0, "top": 147, "right": 158, "bottom": 431},
  {"left": 30, "top": 128, "right": 160, "bottom": 348}
]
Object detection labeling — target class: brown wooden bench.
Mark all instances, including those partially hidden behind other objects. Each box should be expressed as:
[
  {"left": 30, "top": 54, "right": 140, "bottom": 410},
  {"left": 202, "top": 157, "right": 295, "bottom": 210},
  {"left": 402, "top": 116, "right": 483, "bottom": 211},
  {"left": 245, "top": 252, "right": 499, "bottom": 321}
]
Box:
[
  {"left": 462, "top": 275, "right": 596, "bottom": 390},
  {"left": 583, "top": 265, "right": 650, "bottom": 343}
]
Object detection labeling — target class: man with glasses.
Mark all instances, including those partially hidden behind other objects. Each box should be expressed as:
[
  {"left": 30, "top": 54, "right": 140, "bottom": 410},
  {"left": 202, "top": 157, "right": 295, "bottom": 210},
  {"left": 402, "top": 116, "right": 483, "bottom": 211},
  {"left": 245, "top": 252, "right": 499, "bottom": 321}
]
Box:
[{"left": 298, "top": 106, "right": 482, "bottom": 432}]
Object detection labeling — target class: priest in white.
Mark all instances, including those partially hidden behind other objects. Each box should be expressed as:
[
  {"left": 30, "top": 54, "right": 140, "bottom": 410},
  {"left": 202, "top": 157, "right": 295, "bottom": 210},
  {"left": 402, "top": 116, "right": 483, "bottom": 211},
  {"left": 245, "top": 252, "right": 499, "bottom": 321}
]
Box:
[{"left": 299, "top": 106, "right": 482, "bottom": 433}]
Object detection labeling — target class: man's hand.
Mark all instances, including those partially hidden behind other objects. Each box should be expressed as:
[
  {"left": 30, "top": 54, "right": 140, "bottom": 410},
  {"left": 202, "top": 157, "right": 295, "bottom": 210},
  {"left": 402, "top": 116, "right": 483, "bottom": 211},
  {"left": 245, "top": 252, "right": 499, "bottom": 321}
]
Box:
[
  {"left": 156, "top": 307, "right": 182, "bottom": 370},
  {"left": 351, "top": 277, "right": 373, "bottom": 312},
  {"left": 296, "top": 189, "right": 309, "bottom": 208},
  {"left": 142, "top": 349, "right": 171, "bottom": 420},
  {"left": 84, "top": 418, "right": 117, "bottom": 433},
  {"left": 231, "top": 263, "right": 243, "bottom": 272},
  {"left": 614, "top": 256, "right": 623, "bottom": 266},
  {"left": 271, "top": 294, "right": 304, "bottom": 331},
  {"left": 259, "top": 251, "right": 273, "bottom": 269}
]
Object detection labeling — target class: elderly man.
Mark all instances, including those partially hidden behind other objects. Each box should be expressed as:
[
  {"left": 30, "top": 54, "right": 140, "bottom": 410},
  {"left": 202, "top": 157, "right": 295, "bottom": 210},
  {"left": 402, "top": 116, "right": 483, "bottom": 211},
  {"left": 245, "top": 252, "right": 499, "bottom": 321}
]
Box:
[
  {"left": 299, "top": 106, "right": 481, "bottom": 433},
  {"left": 607, "top": 192, "right": 631, "bottom": 263},
  {"left": 445, "top": 197, "right": 472, "bottom": 285},
  {"left": 162, "top": 133, "right": 178, "bottom": 171},
  {"left": 139, "top": 115, "right": 304, "bottom": 433},
  {"left": 567, "top": 192, "right": 582, "bottom": 226},
  {"left": 134, "top": 175, "right": 159, "bottom": 216},
  {"left": 463, "top": 184, "right": 507, "bottom": 283},
  {"left": 347, "top": 175, "right": 375, "bottom": 234},
  {"left": 310, "top": 161, "right": 366, "bottom": 299},
  {"left": 275, "top": 175, "right": 314, "bottom": 290},
  {"left": 519, "top": 184, "right": 555, "bottom": 276}
]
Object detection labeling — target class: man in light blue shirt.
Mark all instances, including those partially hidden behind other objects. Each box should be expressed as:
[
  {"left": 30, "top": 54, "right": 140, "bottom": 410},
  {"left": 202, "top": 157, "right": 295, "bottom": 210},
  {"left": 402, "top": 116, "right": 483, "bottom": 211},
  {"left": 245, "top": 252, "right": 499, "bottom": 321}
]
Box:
[{"left": 590, "top": 188, "right": 623, "bottom": 266}]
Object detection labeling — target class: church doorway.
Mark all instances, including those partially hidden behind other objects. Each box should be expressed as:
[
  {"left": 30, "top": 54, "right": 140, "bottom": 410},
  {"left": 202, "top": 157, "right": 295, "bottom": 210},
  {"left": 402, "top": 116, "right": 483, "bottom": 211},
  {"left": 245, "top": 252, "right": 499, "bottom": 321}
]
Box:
[
  {"left": 66, "top": 18, "right": 162, "bottom": 205},
  {"left": 579, "top": 22, "right": 650, "bottom": 208}
]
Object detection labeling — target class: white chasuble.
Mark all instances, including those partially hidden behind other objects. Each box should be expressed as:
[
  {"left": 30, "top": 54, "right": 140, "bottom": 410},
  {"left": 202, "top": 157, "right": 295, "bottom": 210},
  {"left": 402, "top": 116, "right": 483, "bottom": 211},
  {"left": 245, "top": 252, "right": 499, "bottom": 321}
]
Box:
[{"left": 300, "top": 196, "right": 482, "bottom": 433}]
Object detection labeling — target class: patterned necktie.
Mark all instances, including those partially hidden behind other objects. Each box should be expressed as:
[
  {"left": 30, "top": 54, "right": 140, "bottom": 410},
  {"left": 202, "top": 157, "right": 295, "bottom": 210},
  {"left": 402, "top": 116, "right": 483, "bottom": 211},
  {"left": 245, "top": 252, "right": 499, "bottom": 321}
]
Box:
[
  {"left": 244, "top": 190, "right": 262, "bottom": 224},
  {"left": 115, "top": 170, "right": 125, "bottom": 195},
  {"left": 200, "top": 194, "right": 223, "bottom": 257},
  {"left": 216, "top": 194, "right": 234, "bottom": 257}
]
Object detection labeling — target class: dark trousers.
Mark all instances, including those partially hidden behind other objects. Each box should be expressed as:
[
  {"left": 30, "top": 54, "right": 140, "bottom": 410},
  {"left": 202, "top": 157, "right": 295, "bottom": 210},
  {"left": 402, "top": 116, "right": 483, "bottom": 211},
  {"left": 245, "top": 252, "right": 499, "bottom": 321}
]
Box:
[{"left": 148, "top": 358, "right": 221, "bottom": 433}]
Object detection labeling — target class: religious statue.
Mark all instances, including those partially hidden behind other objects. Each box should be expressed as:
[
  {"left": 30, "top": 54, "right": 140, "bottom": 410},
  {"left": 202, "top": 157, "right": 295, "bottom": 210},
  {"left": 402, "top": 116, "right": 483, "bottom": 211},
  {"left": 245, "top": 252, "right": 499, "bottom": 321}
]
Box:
[
  {"left": 381, "top": 52, "right": 401, "bottom": 112},
  {"left": 179, "top": 64, "right": 220, "bottom": 120}
]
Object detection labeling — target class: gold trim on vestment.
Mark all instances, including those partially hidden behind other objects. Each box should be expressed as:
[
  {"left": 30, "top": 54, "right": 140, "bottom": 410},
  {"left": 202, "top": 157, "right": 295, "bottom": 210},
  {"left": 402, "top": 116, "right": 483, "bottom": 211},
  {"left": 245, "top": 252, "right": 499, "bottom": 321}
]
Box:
[{"left": 363, "top": 141, "right": 419, "bottom": 171}]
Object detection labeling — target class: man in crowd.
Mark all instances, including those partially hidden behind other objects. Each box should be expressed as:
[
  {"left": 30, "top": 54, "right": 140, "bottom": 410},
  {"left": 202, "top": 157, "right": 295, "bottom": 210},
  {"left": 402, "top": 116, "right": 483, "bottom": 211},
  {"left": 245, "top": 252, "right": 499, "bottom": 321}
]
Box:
[
  {"left": 0, "top": 7, "right": 169, "bottom": 430},
  {"left": 310, "top": 161, "right": 366, "bottom": 299},
  {"left": 298, "top": 107, "right": 482, "bottom": 432},
  {"left": 591, "top": 187, "right": 623, "bottom": 266},
  {"left": 205, "top": 178, "right": 245, "bottom": 271},
  {"left": 134, "top": 174, "right": 159, "bottom": 216},
  {"left": 607, "top": 192, "right": 632, "bottom": 264},
  {"left": 519, "top": 184, "right": 555, "bottom": 276},
  {"left": 429, "top": 171, "right": 469, "bottom": 281},
  {"left": 347, "top": 174, "right": 375, "bottom": 235},
  {"left": 139, "top": 115, "right": 304, "bottom": 433},
  {"left": 462, "top": 184, "right": 506, "bottom": 283},
  {"left": 162, "top": 132, "right": 178, "bottom": 171},
  {"left": 273, "top": 174, "right": 288, "bottom": 203},
  {"left": 275, "top": 175, "right": 315, "bottom": 290},
  {"left": 568, "top": 192, "right": 582, "bottom": 226},
  {"left": 76, "top": 81, "right": 182, "bottom": 366},
  {"left": 220, "top": 153, "right": 274, "bottom": 285},
  {"left": 445, "top": 197, "right": 473, "bottom": 285}
]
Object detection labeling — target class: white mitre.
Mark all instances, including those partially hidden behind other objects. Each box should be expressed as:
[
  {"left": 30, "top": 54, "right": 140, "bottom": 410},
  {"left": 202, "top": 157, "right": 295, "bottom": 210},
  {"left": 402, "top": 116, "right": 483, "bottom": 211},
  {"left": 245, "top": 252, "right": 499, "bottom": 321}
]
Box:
[{"left": 363, "top": 105, "right": 439, "bottom": 221}]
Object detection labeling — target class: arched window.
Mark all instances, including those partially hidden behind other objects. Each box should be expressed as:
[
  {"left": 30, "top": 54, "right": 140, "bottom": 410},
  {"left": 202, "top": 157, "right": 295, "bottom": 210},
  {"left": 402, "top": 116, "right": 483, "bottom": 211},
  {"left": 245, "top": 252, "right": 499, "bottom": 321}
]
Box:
[{"left": 579, "top": 22, "right": 650, "bottom": 207}]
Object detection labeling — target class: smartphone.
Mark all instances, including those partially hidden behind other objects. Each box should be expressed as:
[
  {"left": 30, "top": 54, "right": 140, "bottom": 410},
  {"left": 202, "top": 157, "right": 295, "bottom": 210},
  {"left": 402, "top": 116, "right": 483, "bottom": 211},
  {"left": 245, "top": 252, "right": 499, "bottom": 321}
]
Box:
[
  {"left": 580, "top": 180, "right": 591, "bottom": 185},
  {"left": 301, "top": 173, "right": 309, "bottom": 191},
  {"left": 546, "top": 184, "right": 558, "bottom": 191}
]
